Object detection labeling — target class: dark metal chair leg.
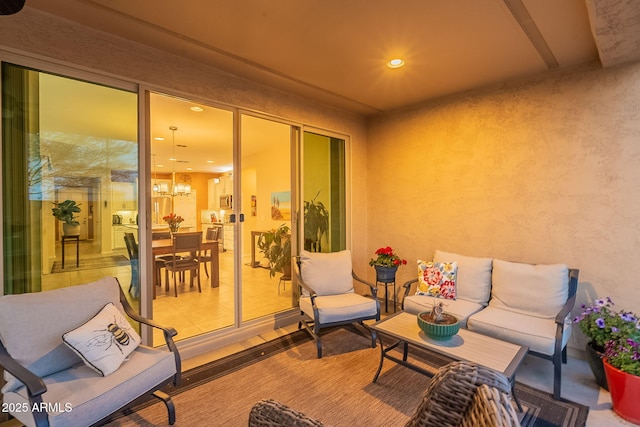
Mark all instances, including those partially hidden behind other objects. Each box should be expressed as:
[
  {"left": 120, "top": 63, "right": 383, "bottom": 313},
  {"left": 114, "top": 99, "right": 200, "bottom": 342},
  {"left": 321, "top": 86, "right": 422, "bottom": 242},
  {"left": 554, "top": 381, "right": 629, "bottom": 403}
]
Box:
[{"left": 153, "top": 390, "right": 176, "bottom": 425}]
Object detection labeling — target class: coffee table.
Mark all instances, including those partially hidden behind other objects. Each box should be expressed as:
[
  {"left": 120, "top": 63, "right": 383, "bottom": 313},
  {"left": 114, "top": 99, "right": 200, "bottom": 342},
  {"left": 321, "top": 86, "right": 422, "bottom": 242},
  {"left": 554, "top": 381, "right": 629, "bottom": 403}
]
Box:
[{"left": 369, "top": 311, "right": 528, "bottom": 410}]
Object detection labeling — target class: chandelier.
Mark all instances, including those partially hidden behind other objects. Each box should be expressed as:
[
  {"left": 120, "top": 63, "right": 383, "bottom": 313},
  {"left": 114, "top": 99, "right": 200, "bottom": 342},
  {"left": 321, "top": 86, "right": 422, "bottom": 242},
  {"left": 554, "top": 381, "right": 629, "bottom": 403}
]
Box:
[{"left": 155, "top": 126, "right": 191, "bottom": 196}]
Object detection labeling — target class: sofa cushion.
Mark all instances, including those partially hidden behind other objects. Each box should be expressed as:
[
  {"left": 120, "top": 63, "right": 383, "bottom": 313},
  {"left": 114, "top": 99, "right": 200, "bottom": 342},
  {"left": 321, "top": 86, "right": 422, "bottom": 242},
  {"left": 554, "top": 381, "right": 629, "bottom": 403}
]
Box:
[
  {"left": 299, "top": 250, "right": 353, "bottom": 296},
  {"left": 62, "top": 303, "right": 141, "bottom": 376},
  {"left": 299, "top": 293, "right": 377, "bottom": 324},
  {"left": 433, "top": 250, "right": 492, "bottom": 305},
  {"left": 2, "top": 345, "right": 175, "bottom": 427},
  {"left": 489, "top": 260, "right": 569, "bottom": 319},
  {"left": 0, "top": 277, "right": 124, "bottom": 393},
  {"left": 403, "top": 294, "right": 484, "bottom": 328},
  {"left": 416, "top": 260, "right": 457, "bottom": 300},
  {"left": 468, "top": 306, "right": 572, "bottom": 355}
]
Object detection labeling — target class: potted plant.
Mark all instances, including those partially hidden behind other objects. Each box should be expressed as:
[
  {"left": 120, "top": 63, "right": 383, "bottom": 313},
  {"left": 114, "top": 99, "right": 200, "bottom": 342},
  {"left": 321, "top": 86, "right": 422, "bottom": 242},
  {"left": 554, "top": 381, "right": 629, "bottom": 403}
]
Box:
[
  {"left": 573, "top": 297, "right": 638, "bottom": 390},
  {"left": 603, "top": 320, "right": 640, "bottom": 424},
  {"left": 303, "top": 190, "right": 329, "bottom": 252},
  {"left": 369, "top": 246, "right": 407, "bottom": 282},
  {"left": 52, "top": 199, "right": 81, "bottom": 235},
  {"left": 257, "top": 224, "right": 291, "bottom": 278}
]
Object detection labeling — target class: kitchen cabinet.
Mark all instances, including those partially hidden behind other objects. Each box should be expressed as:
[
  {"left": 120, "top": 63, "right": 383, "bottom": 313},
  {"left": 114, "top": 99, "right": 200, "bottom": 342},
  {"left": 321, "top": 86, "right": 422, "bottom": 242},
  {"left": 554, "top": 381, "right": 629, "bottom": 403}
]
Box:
[
  {"left": 208, "top": 179, "right": 218, "bottom": 210},
  {"left": 223, "top": 223, "right": 234, "bottom": 252},
  {"left": 219, "top": 174, "right": 233, "bottom": 195},
  {"left": 112, "top": 182, "right": 137, "bottom": 210},
  {"left": 112, "top": 225, "right": 129, "bottom": 249}
]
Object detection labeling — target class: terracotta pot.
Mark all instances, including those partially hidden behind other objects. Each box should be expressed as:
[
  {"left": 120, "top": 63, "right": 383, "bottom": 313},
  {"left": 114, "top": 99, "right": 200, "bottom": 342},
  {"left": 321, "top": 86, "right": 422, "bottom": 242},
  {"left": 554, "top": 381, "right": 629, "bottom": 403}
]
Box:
[
  {"left": 585, "top": 342, "right": 608, "bottom": 390},
  {"left": 603, "top": 358, "right": 640, "bottom": 424}
]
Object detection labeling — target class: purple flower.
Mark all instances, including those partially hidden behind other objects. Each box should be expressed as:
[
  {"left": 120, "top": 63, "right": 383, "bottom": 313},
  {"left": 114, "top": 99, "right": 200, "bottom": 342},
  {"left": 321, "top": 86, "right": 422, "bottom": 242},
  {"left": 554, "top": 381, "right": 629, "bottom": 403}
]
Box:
[
  {"left": 612, "top": 327, "right": 619, "bottom": 333},
  {"left": 596, "top": 318, "right": 605, "bottom": 328},
  {"left": 621, "top": 312, "right": 637, "bottom": 322},
  {"left": 596, "top": 299, "right": 607, "bottom": 306}
]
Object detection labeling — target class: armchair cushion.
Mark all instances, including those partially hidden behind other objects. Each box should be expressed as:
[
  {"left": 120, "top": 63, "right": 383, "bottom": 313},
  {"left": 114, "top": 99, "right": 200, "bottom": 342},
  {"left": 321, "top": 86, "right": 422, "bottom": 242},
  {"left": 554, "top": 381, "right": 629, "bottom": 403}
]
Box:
[
  {"left": 0, "top": 277, "right": 122, "bottom": 393},
  {"left": 489, "top": 260, "right": 568, "bottom": 319},
  {"left": 299, "top": 293, "right": 378, "bottom": 324},
  {"left": 433, "top": 250, "right": 492, "bottom": 305},
  {"left": 62, "top": 302, "right": 141, "bottom": 376},
  {"left": 416, "top": 260, "right": 457, "bottom": 300},
  {"left": 299, "top": 250, "right": 353, "bottom": 296}
]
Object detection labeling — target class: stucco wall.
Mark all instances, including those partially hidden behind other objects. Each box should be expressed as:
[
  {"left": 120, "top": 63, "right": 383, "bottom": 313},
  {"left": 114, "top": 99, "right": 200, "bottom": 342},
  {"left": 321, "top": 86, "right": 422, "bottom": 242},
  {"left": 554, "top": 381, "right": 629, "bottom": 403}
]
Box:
[
  {"left": 0, "top": 9, "right": 369, "bottom": 269},
  {"left": 367, "top": 61, "right": 640, "bottom": 350}
]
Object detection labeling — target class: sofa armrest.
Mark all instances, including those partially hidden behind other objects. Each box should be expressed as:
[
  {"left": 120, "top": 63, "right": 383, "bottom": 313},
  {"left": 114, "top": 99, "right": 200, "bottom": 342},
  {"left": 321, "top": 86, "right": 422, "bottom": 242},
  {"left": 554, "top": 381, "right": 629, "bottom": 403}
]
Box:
[
  {"left": 554, "top": 268, "right": 579, "bottom": 324},
  {"left": 352, "top": 271, "right": 378, "bottom": 299},
  {"left": 402, "top": 278, "right": 418, "bottom": 302},
  {"left": 0, "top": 340, "right": 49, "bottom": 426},
  {"left": 0, "top": 340, "right": 46, "bottom": 397},
  {"left": 118, "top": 283, "right": 182, "bottom": 386}
]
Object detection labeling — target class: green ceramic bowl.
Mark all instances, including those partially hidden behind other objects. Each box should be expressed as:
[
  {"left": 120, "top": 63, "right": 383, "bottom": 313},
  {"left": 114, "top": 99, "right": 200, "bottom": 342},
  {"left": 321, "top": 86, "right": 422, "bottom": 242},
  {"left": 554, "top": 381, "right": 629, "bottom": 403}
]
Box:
[{"left": 417, "top": 311, "right": 460, "bottom": 340}]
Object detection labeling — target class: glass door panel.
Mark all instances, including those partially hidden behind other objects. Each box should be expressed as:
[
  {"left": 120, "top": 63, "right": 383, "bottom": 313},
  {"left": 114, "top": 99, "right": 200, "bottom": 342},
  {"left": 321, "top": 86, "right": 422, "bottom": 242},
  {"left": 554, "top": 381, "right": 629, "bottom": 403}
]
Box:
[
  {"left": 303, "top": 131, "right": 346, "bottom": 253},
  {"left": 2, "top": 63, "right": 138, "bottom": 303},
  {"left": 149, "top": 93, "right": 234, "bottom": 342},
  {"left": 240, "top": 114, "right": 296, "bottom": 322}
]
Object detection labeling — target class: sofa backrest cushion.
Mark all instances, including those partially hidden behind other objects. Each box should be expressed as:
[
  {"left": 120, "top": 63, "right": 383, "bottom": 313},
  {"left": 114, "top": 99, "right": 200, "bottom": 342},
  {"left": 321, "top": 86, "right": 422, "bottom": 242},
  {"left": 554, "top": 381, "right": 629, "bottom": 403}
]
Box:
[
  {"left": 300, "top": 250, "right": 354, "bottom": 296},
  {"left": 433, "top": 250, "right": 493, "bottom": 305},
  {"left": 489, "top": 259, "right": 569, "bottom": 319},
  {"left": 0, "top": 277, "right": 124, "bottom": 392}
]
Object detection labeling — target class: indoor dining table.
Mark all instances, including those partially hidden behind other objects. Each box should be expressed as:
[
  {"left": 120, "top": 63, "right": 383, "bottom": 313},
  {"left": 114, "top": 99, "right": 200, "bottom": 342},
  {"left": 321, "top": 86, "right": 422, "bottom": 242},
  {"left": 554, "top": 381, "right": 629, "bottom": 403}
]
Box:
[{"left": 152, "top": 236, "right": 220, "bottom": 288}]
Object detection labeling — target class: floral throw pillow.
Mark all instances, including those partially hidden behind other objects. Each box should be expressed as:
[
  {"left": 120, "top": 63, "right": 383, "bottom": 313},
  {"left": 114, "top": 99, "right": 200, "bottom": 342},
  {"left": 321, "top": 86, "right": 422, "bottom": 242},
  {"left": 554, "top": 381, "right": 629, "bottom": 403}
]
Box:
[{"left": 416, "top": 260, "right": 458, "bottom": 300}]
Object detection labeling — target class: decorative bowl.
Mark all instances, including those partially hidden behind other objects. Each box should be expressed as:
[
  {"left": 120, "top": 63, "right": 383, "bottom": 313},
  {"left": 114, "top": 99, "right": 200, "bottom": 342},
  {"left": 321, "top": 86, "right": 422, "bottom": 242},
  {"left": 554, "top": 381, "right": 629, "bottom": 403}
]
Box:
[{"left": 417, "top": 310, "right": 460, "bottom": 340}]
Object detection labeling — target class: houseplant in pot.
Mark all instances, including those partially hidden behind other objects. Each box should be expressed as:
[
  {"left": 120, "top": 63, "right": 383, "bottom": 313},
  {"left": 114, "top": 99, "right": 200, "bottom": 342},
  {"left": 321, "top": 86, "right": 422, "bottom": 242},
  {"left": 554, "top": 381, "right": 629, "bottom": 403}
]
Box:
[
  {"left": 303, "top": 190, "right": 329, "bottom": 252},
  {"left": 574, "top": 297, "right": 638, "bottom": 390},
  {"left": 51, "top": 199, "right": 81, "bottom": 235},
  {"left": 257, "top": 224, "right": 291, "bottom": 278},
  {"left": 603, "top": 320, "right": 640, "bottom": 424},
  {"left": 369, "top": 246, "right": 407, "bottom": 282}
]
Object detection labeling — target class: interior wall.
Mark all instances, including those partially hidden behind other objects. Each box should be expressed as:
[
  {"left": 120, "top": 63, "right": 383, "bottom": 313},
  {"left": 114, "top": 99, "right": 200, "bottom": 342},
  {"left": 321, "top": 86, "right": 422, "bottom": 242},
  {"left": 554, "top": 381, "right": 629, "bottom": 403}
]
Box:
[{"left": 367, "top": 60, "right": 640, "bottom": 351}]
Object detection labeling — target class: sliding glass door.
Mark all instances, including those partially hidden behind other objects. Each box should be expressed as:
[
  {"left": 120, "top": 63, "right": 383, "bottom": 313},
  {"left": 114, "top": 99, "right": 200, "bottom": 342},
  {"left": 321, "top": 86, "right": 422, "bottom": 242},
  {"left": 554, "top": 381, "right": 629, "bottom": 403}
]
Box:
[
  {"left": 240, "top": 114, "right": 297, "bottom": 322},
  {"left": 1, "top": 63, "right": 139, "bottom": 301}
]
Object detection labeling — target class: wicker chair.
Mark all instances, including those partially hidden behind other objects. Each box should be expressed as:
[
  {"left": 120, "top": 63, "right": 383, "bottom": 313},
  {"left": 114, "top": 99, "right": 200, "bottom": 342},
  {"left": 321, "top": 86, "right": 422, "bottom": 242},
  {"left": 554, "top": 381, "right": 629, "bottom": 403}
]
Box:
[{"left": 248, "top": 361, "right": 521, "bottom": 427}]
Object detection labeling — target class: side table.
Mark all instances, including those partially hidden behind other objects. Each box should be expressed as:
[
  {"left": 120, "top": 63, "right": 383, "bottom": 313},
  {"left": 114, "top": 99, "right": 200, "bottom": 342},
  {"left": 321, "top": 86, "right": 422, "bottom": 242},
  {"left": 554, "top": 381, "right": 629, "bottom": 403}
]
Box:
[
  {"left": 376, "top": 277, "right": 397, "bottom": 313},
  {"left": 61, "top": 234, "right": 80, "bottom": 269}
]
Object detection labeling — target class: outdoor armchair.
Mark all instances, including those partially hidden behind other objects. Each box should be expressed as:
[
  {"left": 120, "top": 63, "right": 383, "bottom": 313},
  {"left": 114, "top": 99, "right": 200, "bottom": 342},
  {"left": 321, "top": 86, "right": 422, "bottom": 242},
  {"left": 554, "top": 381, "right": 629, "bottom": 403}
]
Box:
[{"left": 296, "top": 250, "right": 380, "bottom": 358}]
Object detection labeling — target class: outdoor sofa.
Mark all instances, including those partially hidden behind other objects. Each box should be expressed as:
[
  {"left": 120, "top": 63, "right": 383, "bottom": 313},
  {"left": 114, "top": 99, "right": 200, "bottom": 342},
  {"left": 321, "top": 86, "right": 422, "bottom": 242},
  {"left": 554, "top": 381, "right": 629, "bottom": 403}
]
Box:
[
  {"left": 402, "top": 250, "right": 579, "bottom": 399},
  {"left": 0, "top": 277, "right": 181, "bottom": 426}
]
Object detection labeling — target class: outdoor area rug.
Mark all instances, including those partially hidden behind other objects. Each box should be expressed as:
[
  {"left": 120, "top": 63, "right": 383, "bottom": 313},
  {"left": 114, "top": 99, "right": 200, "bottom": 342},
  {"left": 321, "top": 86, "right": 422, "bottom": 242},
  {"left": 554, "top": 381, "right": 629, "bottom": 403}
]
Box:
[
  {"left": 105, "top": 327, "right": 588, "bottom": 427},
  {"left": 51, "top": 255, "right": 130, "bottom": 273}
]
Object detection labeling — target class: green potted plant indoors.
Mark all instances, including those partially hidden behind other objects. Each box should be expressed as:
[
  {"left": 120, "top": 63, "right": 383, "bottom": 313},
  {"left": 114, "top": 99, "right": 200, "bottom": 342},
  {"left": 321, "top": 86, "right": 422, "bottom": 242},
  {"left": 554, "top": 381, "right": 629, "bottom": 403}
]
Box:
[
  {"left": 304, "top": 190, "right": 329, "bottom": 252},
  {"left": 257, "top": 224, "right": 291, "bottom": 278},
  {"left": 52, "top": 199, "right": 81, "bottom": 236}
]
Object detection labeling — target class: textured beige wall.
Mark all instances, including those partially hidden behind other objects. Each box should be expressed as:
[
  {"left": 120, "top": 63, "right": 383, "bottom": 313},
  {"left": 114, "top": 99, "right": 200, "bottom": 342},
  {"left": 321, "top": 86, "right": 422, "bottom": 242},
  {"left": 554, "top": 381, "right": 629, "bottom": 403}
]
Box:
[
  {"left": 367, "top": 61, "right": 640, "bottom": 350},
  {"left": 0, "top": 9, "right": 369, "bottom": 268}
]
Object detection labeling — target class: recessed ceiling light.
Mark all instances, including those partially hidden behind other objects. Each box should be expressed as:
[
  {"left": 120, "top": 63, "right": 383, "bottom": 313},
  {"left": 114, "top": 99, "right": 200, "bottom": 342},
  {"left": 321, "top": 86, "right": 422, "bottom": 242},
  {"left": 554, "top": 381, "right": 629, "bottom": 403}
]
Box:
[
  {"left": 154, "top": 137, "right": 165, "bottom": 141},
  {"left": 207, "top": 160, "right": 214, "bottom": 163},
  {"left": 190, "top": 106, "right": 203, "bottom": 112},
  {"left": 157, "top": 164, "right": 165, "bottom": 168},
  {"left": 186, "top": 167, "right": 193, "bottom": 171},
  {"left": 169, "top": 157, "right": 176, "bottom": 161},
  {"left": 387, "top": 58, "right": 405, "bottom": 69}
]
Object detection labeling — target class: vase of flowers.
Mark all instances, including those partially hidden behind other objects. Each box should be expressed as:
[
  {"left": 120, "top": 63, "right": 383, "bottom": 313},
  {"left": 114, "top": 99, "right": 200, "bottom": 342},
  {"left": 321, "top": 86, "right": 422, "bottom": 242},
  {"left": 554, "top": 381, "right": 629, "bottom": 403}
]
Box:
[
  {"left": 574, "top": 298, "right": 639, "bottom": 390},
  {"left": 603, "top": 330, "right": 640, "bottom": 424},
  {"left": 369, "top": 246, "right": 407, "bottom": 283},
  {"left": 163, "top": 213, "right": 184, "bottom": 235}
]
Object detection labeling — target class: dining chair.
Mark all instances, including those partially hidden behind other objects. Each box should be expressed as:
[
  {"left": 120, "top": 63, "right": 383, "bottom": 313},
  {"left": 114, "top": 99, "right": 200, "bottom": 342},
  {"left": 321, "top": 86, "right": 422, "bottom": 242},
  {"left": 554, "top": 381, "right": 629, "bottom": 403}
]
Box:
[
  {"left": 164, "top": 231, "right": 203, "bottom": 297},
  {"left": 197, "top": 227, "right": 220, "bottom": 278},
  {"left": 152, "top": 231, "right": 181, "bottom": 289},
  {"left": 123, "top": 232, "right": 139, "bottom": 297}
]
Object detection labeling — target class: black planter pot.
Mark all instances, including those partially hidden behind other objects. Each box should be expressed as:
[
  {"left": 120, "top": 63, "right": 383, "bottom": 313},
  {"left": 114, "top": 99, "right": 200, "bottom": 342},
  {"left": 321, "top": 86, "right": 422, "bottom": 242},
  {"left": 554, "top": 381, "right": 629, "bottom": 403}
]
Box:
[
  {"left": 374, "top": 265, "right": 398, "bottom": 283},
  {"left": 585, "top": 341, "right": 609, "bottom": 390}
]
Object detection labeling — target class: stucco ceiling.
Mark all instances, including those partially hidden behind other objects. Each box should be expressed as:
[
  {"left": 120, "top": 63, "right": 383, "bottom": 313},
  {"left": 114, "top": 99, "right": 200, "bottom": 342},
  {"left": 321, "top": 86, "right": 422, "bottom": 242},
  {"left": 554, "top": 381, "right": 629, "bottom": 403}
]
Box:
[{"left": 25, "top": 0, "right": 640, "bottom": 116}]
